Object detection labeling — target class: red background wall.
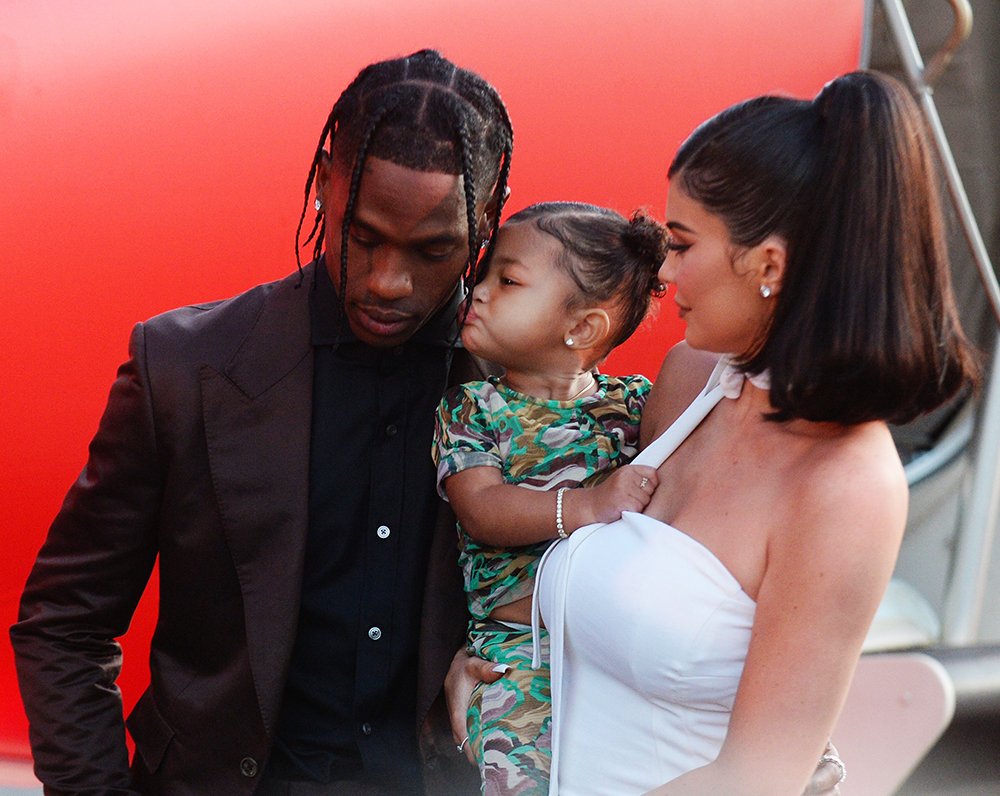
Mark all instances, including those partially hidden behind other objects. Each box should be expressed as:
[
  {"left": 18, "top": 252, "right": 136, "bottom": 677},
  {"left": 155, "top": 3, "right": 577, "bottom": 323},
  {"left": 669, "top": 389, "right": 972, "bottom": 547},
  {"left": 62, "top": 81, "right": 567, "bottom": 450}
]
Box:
[{"left": 0, "top": 0, "right": 864, "bottom": 759}]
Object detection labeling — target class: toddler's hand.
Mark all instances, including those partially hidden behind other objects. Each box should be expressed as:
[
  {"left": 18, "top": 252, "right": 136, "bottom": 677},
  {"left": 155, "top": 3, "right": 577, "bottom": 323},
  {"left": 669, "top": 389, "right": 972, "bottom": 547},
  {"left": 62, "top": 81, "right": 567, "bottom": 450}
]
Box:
[{"left": 578, "top": 464, "right": 658, "bottom": 526}]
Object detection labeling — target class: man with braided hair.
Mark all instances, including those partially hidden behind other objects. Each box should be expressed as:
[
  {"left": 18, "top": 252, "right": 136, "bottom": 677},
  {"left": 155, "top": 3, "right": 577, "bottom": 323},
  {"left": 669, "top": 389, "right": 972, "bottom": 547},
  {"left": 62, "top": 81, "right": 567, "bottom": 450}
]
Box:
[{"left": 12, "top": 50, "right": 511, "bottom": 796}]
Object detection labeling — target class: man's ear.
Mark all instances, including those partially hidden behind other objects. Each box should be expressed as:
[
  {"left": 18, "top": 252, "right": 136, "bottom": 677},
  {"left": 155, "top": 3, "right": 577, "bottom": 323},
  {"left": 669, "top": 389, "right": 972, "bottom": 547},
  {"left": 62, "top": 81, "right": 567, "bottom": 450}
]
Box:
[
  {"left": 566, "top": 308, "right": 612, "bottom": 352},
  {"left": 478, "top": 185, "right": 511, "bottom": 241}
]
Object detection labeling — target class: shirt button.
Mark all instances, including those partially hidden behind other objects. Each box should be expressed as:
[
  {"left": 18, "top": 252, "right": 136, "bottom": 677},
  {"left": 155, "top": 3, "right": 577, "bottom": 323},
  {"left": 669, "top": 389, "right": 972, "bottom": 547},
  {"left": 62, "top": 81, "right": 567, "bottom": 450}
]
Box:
[
  {"left": 240, "top": 757, "right": 259, "bottom": 778},
  {"left": 385, "top": 423, "right": 398, "bottom": 437},
  {"left": 361, "top": 722, "right": 373, "bottom": 736},
  {"left": 377, "top": 525, "right": 390, "bottom": 539},
  {"left": 368, "top": 626, "right": 382, "bottom": 640}
]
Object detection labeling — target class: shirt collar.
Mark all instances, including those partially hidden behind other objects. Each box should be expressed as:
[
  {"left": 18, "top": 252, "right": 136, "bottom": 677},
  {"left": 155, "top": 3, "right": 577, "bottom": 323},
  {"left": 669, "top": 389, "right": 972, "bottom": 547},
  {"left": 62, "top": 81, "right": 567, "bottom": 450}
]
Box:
[
  {"left": 309, "top": 256, "right": 465, "bottom": 349},
  {"left": 717, "top": 356, "right": 772, "bottom": 399}
]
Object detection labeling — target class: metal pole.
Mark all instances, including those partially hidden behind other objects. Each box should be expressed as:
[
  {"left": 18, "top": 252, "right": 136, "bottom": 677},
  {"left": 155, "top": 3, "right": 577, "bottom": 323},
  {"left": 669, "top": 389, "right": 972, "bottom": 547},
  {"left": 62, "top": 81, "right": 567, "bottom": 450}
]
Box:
[
  {"left": 944, "top": 348, "right": 1000, "bottom": 643},
  {"left": 880, "top": 0, "right": 1000, "bottom": 325},
  {"left": 880, "top": 0, "right": 1000, "bottom": 644},
  {"left": 860, "top": 0, "right": 876, "bottom": 68}
]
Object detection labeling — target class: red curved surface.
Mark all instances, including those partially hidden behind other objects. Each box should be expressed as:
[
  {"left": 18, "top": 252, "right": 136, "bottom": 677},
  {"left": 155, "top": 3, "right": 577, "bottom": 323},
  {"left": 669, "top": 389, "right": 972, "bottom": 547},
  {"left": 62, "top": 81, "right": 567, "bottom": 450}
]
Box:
[{"left": 0, "top": 0, "right": 864, "bottom": 758}]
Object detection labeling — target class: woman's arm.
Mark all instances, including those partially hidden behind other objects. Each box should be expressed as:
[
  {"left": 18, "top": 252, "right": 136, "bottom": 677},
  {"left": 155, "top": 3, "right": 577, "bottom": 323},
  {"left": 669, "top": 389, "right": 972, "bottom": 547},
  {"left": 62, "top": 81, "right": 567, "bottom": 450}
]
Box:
[
  {"left": 645, "top": 425, "right": 907, "bottom": 796},
  {"left": 443, "top": 462, "right": 658, "bottom": 546}
]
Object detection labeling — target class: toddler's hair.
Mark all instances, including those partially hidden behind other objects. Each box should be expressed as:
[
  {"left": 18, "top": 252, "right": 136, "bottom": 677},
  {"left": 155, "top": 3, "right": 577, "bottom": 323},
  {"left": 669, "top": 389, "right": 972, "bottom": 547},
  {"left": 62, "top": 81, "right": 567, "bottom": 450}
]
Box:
[{"left": 504, "top": 202, "right": 667, "bottom": 352}]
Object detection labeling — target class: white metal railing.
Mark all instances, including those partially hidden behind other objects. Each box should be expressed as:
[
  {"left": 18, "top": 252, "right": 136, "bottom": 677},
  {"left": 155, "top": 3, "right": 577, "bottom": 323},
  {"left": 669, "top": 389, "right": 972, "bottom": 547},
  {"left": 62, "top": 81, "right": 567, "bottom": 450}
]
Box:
[
  {"left": 879, "top": 0, "right": 999, "bottom": 322},
  {"left": 874, "top": 0, "right": 1000, "bottom": 646}
]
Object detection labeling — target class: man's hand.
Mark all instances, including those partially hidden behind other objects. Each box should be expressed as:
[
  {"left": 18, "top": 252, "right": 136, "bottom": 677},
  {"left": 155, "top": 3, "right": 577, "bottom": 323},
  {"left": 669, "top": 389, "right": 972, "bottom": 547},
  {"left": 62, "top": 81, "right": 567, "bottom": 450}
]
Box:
[
  {"left": 802, "top": 743, "right": 846, "bottom": 796},
  {"left": 444, "top": 649, "right": 508, "bottom": 764}
]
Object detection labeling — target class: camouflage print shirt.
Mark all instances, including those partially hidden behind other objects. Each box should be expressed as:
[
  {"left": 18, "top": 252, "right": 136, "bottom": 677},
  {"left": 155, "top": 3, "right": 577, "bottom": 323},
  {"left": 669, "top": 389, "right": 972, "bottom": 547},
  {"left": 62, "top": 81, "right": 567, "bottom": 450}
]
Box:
[{"left": 432, "top": 374, "right": 650, "bottom": 619}]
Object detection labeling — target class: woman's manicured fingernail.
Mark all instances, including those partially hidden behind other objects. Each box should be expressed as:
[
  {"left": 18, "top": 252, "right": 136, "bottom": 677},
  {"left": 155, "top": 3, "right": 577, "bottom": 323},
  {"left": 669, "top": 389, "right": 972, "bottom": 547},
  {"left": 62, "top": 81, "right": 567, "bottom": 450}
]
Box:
[{"left": 492, "top": 664, "right": 511, "bottom": 673}]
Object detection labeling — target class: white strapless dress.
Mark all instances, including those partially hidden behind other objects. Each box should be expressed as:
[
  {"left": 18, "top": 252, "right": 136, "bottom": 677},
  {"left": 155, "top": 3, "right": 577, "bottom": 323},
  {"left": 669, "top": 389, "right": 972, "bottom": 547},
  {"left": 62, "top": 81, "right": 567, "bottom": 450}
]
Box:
[{"left": 532, "top": 358, "right": 758, "bottom": 796}]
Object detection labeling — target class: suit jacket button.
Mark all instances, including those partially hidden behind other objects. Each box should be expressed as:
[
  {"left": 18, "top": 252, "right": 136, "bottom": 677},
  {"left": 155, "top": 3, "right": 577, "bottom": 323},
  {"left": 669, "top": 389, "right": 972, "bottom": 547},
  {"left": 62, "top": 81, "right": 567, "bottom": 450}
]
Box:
[{"left": 240, "top": 757, "right": 259, "bottom": 778}]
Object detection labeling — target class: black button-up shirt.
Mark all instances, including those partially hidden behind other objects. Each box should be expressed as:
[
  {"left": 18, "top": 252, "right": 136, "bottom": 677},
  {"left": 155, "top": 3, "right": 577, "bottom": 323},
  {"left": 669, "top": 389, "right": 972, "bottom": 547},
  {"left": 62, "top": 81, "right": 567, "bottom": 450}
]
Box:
[{"left": 269, "top": 262, "right": 460, "bottom": 790}]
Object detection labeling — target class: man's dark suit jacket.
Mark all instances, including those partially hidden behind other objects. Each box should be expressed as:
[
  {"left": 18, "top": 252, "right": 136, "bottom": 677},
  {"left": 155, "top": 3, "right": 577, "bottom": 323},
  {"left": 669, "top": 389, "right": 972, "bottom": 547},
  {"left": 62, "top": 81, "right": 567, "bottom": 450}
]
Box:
[{"left": 11, "top": 262, "right": 483, "bottom": 796}]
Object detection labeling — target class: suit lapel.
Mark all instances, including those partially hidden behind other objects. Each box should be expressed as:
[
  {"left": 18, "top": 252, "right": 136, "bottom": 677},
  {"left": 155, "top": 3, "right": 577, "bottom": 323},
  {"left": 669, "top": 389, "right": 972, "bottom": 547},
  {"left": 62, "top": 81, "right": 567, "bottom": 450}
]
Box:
[
  {"left": 200, "top": 266, "right": 315, "bottom": 735},
  {"left": 200, "top": 265, "right": 498, "bottom": 739}
]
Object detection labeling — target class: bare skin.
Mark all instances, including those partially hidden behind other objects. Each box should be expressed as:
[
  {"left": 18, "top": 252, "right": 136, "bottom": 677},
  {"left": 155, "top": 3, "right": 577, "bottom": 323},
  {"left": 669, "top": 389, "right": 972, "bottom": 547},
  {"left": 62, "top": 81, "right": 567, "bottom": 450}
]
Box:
[
  {"left": 637, "top": 344, "right": 904, "bottom": 796},
  {"left": 443, "top": 349, "right": 866, "bottom": 794},
  {"left": 316, "top": 154, "right": 497, "bottom": 348},
  {"left": 622, "top": 183, "right": 907, "bottom": 795},
  {"left": 441, "top": 220, "right": 659, "bottom": 761},
  {"left": 442, "top": 221, "right": 659, "bottom": 608},
  {"left": 445, "top": 188, "right": 888, "bottom": 795}
]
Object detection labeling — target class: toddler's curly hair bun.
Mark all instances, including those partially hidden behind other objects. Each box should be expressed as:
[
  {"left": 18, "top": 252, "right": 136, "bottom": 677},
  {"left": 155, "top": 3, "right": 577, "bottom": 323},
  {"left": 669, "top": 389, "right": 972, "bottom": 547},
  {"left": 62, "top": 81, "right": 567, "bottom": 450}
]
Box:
[{"left": 621, "top": 210, "right": 668, "bottom": 295}]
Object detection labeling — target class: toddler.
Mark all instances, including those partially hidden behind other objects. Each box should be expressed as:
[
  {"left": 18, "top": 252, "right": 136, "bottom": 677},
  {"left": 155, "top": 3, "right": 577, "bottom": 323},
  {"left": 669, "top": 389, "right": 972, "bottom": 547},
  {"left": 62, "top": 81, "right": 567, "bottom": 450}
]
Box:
[{"left": 433, "top": 202, "right": 667, "bottom": 795}]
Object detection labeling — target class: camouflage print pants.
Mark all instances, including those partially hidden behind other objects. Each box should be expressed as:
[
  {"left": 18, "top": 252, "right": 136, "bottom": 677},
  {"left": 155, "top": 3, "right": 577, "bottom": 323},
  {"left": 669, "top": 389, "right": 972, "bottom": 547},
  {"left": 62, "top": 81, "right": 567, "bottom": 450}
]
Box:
[{"left": 466, "top": 619, "right": 551, "bottom": 796}]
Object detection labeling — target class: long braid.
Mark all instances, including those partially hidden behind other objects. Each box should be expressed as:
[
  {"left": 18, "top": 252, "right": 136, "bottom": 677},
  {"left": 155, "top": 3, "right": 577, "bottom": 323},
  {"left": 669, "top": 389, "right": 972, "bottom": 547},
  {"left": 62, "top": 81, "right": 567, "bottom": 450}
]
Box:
[
  {"left": 449, "top": 105, "right": 480, "bottom": 295},
  {"left": 480, "top": 138, "right": 512, "bottom": 270},
  {"left": 294, "top": 117, "right": 333, "bottom": 284},
  {"left": 464, "top": 75, "right": 514, "bottom": 275},
  {"left": 448, "top": 94, "right": 493, "bottom": 339},
  {"left": 478, "top": 77, "right": 515, "bottom": 224},
  {"left": 294, "top": 62, "right": 382, "bottom": 282},
  {"left": 337, "top": 96, "right": 402, "bottom": 342},
  {"left": 432, "top": 64, "right": 481, "bottom": 306},
  {"left": 294, "top": 85, "right": 360, "bottom": 282}
]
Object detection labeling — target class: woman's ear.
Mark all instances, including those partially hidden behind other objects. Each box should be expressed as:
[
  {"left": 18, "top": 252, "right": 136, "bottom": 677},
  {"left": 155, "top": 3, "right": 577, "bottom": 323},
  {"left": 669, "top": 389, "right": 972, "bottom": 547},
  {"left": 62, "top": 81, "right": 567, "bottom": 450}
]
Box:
[
  {"left": 566, "top": 308, "right": 612, "bottom": 352},
  {"left": 757, "top": 234, "right": 788, "bottom": 298}
]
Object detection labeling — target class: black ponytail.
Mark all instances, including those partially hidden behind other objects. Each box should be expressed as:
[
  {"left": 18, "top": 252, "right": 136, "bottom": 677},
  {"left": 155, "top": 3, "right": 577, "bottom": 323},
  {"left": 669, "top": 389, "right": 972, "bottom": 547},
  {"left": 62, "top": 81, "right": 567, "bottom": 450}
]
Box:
[{"left": 670, "top": 70, "right": 977, "bottom": 424}]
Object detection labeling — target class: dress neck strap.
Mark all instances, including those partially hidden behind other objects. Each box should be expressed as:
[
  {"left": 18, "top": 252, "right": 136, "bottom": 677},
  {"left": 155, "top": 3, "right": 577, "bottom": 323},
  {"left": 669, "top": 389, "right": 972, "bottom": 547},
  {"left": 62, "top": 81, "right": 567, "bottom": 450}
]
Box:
[{"left": 631, "top": 355, "right": 766, "bottom": 470}]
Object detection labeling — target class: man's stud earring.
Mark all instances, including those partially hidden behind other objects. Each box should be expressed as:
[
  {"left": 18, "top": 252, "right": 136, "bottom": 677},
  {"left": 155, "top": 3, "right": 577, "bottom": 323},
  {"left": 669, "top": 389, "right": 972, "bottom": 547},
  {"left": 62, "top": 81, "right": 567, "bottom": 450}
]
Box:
[
  {"left": 565, "top": 337, "right": 574, "bottom": 347},
  {"left": 315, "top": 198, "right": 323, "bottom": 212},
  {"left": 760, "top": 285, "right": 772, "bottom": 299}
]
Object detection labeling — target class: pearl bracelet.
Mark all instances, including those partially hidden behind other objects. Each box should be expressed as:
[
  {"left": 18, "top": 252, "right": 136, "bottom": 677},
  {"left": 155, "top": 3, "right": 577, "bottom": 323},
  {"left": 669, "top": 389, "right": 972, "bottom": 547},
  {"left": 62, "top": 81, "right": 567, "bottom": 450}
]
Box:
[{"left": 556, "top": 487, "right": 569, "bottom": 539}]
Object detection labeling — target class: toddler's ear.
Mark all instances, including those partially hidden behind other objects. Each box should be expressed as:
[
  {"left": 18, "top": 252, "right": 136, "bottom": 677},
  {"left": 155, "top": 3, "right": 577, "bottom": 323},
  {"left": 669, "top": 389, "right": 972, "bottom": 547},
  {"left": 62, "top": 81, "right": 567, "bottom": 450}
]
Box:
[{"left": 567, "top": 308, "right": 612, "bottom": 352}]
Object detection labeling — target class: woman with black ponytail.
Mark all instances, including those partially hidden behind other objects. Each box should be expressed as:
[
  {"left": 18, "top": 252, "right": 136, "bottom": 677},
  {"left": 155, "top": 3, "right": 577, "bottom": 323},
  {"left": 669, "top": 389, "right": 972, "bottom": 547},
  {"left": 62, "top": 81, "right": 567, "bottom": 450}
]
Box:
[{"left": 533, "top": 72, "right": 978, "bottom": 796}]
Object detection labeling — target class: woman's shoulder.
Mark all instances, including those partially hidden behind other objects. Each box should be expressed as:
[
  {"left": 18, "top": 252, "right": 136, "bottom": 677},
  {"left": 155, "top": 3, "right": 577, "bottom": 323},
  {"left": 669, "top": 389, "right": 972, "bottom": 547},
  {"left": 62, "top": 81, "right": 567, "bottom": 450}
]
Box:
[
  {"left": 779, "top": 420, "right": 908, "bottom": 562},
  {"left": 793, "top": 421, "right": 905, "bottom": 499},
  {"left": 752, "top": 421, "right": 909, "bottom": 661},
  {"left": 659, "top": 342, "right": 719, "bottom": 386},
  {"left": 640, "top": 342, "right": 720, "bottom": 448}
]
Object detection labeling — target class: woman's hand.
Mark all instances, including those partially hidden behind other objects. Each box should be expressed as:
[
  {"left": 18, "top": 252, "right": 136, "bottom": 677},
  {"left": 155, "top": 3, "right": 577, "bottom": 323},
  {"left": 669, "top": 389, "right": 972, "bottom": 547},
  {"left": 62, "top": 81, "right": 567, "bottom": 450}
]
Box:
[
  {"left": 444, "top": 648, "right": 508, "bottom": 764},
  {"left": 802, "top": 743, "right": 845, "bottom": 796}
]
